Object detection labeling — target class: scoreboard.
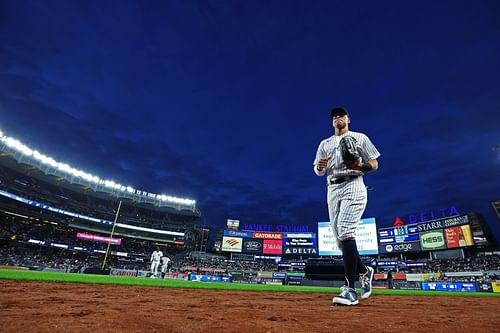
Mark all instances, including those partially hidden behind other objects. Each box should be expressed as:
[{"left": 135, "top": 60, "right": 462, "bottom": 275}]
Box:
[
  {"left": 377, "top": 215, "right": 476, "bottom": 254},
  {"left": 318, "top": 218, "right": 379, "bottom": 256},
  {"left": 378, "top": 225, "right": 419, "bottom": 243},
  {"left": 378, "top": 224, "right": 421, "bottom": 254},
  {"left": 283, "top": 232, "right": 317, "bottom": 257}
]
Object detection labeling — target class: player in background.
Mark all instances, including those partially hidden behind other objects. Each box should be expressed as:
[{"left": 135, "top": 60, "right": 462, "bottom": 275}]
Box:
[
  {"left": 313, "top": 106, "right": 380, "bottom": 306},
  {"left": 160, "top": 255, "right": 171, "bottom": 279},
  {"left": 150, "top": 247, "right": 163, "bottom": 278}
]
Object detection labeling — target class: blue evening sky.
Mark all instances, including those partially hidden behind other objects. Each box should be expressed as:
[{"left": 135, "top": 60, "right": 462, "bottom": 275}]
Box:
[{"left": 0, "top": 1, "right": 499, "bottom": 241}]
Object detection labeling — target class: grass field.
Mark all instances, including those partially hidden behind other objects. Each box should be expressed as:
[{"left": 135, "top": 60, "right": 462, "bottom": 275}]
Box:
[{"left": 1, "top": 268, "right": 498, "bottom": 297}]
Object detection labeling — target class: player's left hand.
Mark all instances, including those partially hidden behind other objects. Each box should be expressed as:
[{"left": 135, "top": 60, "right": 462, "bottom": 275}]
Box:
[{"left": 347, "top": 162, "right": 362, "bottom": 170}]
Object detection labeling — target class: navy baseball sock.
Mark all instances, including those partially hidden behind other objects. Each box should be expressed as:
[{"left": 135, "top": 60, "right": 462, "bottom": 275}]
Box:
[
  {"left": 341, "top": 239, "right": 359, "bottom": 289},
  {"left": 357, "top": 257, "right": 367, "bottom": 275}
]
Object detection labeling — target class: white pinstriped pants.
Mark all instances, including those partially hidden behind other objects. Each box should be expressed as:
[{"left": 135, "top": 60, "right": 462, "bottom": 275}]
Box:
[
  {"left": 328, "top": 177, "right": 367, "bottom": 245},
  {"left": 151, "top": 260, "right": 160, "bottom": 274}
]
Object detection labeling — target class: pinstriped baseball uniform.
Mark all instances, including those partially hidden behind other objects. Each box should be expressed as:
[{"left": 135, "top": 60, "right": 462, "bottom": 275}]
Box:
[
  {"left": 150, "top": 249, "right": 163, "bottom": 277},
  {"left": 313, "top": 131, "right": 380, "bottom": 244}
]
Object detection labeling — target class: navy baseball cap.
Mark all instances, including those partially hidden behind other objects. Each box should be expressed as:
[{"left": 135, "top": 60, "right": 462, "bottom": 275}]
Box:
[{"left": 330, "top": 107, "right": 349, "bottom": 118}]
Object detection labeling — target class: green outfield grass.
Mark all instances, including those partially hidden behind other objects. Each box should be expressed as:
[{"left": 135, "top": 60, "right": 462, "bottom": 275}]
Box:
[{"left": 0, "top": 268, "right": 498, "bottom": 297}]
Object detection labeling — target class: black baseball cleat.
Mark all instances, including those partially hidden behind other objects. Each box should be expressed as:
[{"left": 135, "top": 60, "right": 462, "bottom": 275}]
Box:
[
  {"left": 332, "top": 286, "right": 359, "bottom": 306},
  {"left": 360, "top": 266, "right": 374, "bottom": 299}
]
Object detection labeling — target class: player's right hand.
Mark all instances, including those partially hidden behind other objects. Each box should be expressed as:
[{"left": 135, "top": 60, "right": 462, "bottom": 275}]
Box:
[{"left": 317, "top": 157, "right": 331, "bottom": 171}]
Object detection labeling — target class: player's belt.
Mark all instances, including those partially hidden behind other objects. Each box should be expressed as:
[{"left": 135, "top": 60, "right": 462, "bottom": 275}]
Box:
[{"left": 329, "top": 175, "right": 359, "bottom": 185}]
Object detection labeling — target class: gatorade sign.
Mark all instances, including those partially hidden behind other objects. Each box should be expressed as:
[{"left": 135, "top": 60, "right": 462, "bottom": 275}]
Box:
[{"left": 420, "top": 230, "right": 446, "bottom": 250}]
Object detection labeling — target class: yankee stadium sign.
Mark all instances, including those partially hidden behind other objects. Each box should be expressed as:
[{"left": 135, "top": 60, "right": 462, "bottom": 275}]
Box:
[{"left": 242, "top": 224, "right": 310, "bottom": 232}]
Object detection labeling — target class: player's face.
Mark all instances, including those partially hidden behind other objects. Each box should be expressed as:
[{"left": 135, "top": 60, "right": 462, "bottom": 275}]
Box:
[{"left": 333, "top": 114, "right": 348, "bottom": 129}]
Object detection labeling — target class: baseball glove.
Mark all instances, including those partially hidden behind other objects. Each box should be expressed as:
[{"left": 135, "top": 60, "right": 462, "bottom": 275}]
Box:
[{"left": 340, "top": 136, "right": 361, "bottom": 169}]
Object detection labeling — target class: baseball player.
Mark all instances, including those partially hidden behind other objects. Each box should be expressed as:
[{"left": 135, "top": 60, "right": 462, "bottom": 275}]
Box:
[
  {"left": 160, "top": 255, "right": 171, "bottom": 279},
  {"left": 150, "top": 247, "right": 163, "bottom": 278},
  {"left": 313, "top": 106, "right": 380, "bottom": 306}
]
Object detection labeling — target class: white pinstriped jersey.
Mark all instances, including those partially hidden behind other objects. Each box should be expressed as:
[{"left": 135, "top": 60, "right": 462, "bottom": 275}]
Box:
[
  {"left": 151, "top": 250, "right": 163, "bottom": 262},
  {"left": 161, "top": 256, "right": 170, "bottom": 265},
  {"left": 313, "top": 131, "right": 380, "bottom": 184}
]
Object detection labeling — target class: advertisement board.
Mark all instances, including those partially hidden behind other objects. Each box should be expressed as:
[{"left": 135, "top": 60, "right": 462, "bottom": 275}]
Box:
[
  {"left": 478, "top": 283, "right": 493, "bottom": 292},
  {"left": 189, "top": 274, "right": 231, "bottom": 282},
  {"left": 419, "top": 229, "right": 447, "bottom": 251},
  {"left": 253, "top": 232, "right": 283, "bottom": 240},
  {"left": 109, "top": 268, "right": 137, "bottom": 277},
  {"left": 421, "top": 282, "right": 477, "bottom": 292},
  {"left": 227, "top": 219, "right": 240, "bottom": 229},
  {"left": 221, "top": 236, "right": 243, "bottom": 252},
  {"left": 224, "top": 230, "right": 254, "bottom": 238},
  {"left": 378, "top": 223, "right": 421, "bottom": 254},
  {"left": 286, "top": 274, "right": 305, "bottom": 285},
  {"left": 283, "top": 232, "right": 317, "bottom": 257},
  {"left": 242, "top": 238, "right": 263, "bottom": 254},
  {"left": 263, "top": 239, "right": 283, "bottom": 255},
  {"left": 376, "top": 216, "right": 478, "bottom": 254},
  {"left": 417, "top": 215, "right": 469, "bottom": 232},
  {"left": 284, "top": 233, "right": 316, "bottom": 246},
  {"left": 77, "top": 232, "right": 122, "bottom": 245},
  {"left": 272, "top": 272, "right": 287, "bottom": 279},
  {"left": 283, "top": 247, "right": 318, "bottom": 256},
  {"left": 444, "top": 224, "right": 474, "bottom": 248},
  {"left": 379, "top": 241, "right": 421, "bottom": 254},
  {"left": 392, "top": 281, "right": 422, "bottom": 290},
  {"left": 318, "top": 218, "right": 378, "bottom": 256}
]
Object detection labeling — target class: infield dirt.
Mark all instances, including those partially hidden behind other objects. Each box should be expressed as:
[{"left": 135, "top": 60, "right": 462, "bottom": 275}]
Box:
[{"left": 1, "top": 280, "right": 499, "bottom": 333}]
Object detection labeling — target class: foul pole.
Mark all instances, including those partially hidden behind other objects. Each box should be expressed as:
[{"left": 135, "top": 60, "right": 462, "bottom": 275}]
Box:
[{"left": 101, "top": 200, "right": 123, "bottom": 270}]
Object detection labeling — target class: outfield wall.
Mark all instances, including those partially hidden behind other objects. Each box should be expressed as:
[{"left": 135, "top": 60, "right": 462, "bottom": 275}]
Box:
[{"left": 102, "top": 268, "right": 500, "bottom": 292}]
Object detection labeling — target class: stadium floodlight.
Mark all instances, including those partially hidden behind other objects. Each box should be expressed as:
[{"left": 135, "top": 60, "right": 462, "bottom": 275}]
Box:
[
  {"left": 0, "top": 129, "right": 197, "bottom": 209},
  {"left": 5, "top": 137, "right": 33, "bottom": 156},
  {"left": 57, "top": 163, "right": 72, "bottom": 173},
  {"left": 159, "top": 194, "right": 195, "bottom": 206},
  {"left": 68, "top": 168, "right": 78, "bottom": 177},
  {"left": 32, "top": 150, "right": 42, "bottom": 159},
  {"left": 104, "top": 180, "right": 115, "bottom": 188},
  {"left": 33, "top": 150, "right": 58, "bottom": 167}
]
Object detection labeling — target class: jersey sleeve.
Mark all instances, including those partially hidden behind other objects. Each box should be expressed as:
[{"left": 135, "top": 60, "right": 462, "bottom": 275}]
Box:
[
  {"left": 360, "top": 134, "right": 381, "bottom": 161},
  {"left": 313, "top": 140, "right": 329, "bottom": 176}
]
